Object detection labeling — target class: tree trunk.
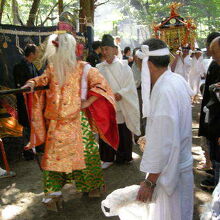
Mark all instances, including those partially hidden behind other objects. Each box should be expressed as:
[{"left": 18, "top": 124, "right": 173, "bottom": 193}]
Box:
[
  {"left": 27, "top": 0, "right": 41, "bottom": 26},
  {"left": 79, "top": 0, "right": 95, "bottom": 32},
  {"left": 58, "top": 0, "right": 64, "bottom": 15},
  {"left": 12, "top": 0, "right": 21, "bottom": 25},
  {"left": 0, "top": 0, "right": 6, "bottom": 24}
]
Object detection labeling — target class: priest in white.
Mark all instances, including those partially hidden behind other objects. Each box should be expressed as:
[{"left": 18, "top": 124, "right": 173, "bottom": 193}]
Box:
[
  {"left": 97, "top": 34, "right": 140, "bottom": 169},
  {"left": 189, "top": 49, "right": 206, "bottom": 103},
  {"left": 171, "top": 47, "right": 191, "bottom": 82},
  {"left": 136, "top": 39, "right": 194, "bottom": 220}
]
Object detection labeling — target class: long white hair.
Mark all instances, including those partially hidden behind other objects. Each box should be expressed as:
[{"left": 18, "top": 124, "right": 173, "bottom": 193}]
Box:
[{"left": 43, "top": 33, "right": 77, "bottom": 86}]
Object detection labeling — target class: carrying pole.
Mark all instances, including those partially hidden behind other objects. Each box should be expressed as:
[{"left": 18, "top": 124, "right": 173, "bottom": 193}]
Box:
[{"left": 0, "top": 86, "right": 49, "bottom": 96}]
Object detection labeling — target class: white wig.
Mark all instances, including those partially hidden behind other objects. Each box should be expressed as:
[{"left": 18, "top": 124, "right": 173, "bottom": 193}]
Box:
[{"left": 43, "top": 33, "right": 77, "bottom": 86}]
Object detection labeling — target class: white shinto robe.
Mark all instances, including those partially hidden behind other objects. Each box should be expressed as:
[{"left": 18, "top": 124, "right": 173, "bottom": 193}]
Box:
[
  {"left": 140, "top": 70, "right": 194, "bottom": 220},
  {"left": 132, "top": 62, "right": 141, "bottom": 88},
  {"left": 189, "top": 56, "right": 205, "bottom": 94},
  {"left": 174, "top": 55, "right": 191, "bottom": 82},
  {"left": 97, "top": 57, "right": 140, "bottom": 136}
]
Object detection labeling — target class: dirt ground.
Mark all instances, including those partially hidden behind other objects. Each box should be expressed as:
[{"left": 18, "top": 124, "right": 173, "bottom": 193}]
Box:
[{"left": 0, "top": 101, "right": 213, "bottom": 220}]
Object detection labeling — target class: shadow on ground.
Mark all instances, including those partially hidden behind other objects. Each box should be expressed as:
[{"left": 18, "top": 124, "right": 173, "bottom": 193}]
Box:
[{"left": 0, "top": 100, "right": 212, "bottom": 220}]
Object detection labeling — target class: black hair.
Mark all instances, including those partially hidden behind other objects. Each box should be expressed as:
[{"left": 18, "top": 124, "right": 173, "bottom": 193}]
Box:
[
  {"left": 142, "top": 38, "right": 170, "bottom": 68},
  {"left": 92, "top": 41, "right": 101, "bottom": 50},
  {"left": 133, "top": 47, "right": 140, "bottom": 56},
  {"left": 124, "top": 46, "right": 131, "bottom": 55},
  {"left": 182, "top": 46, "right": 191, "bottom": 50},
  {"left": 24, "top": 44, "right": 37, "bottom": 57},
  {"left": 207, "top": 32, "right": 220, "bottom": 46}
]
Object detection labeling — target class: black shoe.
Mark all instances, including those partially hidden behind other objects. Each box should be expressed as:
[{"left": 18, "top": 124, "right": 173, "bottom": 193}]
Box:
[
  {"left": 205, "top": 169, "right": 214, "bottom": 176},
  {"left": 200, "top": 178, "right": 215, "bottom": 190}
]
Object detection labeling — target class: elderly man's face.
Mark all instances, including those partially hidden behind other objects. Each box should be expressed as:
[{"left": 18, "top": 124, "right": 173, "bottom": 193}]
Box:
[
  {"left": 210, "top": 37, "right": 220, "bottom": 65},
  {"left": 194, "top": 52, "right": 202, "bottom": 60},
  {"left": 101, "top": 46, "right": 115, "bottom": 63}
]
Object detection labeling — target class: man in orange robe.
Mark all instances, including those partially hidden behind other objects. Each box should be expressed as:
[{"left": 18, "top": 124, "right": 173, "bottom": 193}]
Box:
[{"left": 23, "top": 32, "right": 118, "bottom": 210}]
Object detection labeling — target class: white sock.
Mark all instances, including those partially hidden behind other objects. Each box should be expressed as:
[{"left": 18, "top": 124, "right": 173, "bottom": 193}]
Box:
[{"left": 0, "top": 167, "right": 6, "bottom": 175}]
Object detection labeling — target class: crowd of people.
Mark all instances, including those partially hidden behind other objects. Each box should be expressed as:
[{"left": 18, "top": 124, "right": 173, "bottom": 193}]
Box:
[{"left": 1, "top": 16, "right": 220, "bottom": 219}]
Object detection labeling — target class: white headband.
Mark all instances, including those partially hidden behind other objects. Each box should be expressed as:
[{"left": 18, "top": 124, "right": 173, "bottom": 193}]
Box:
[{"left": 136, "top": 45, "right": 170, "bottom": 118}]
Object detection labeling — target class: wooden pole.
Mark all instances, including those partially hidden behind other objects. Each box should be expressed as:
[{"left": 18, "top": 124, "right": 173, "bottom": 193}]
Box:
[{"left": 0, "top": 86, "right": 49, "bottom": 96}]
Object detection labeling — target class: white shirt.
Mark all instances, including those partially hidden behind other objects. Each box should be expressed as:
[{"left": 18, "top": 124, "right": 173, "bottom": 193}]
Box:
[
  {"left": 97, "top": 57, "right": 140, "bottom": 135},
  {"left": 141, "top": 70, "right": 193, "bottom": 195}
]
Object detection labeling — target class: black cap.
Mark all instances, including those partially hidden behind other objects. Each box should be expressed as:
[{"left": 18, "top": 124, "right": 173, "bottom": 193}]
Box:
[{"left": 101, "top": 34, "right": 115, "bottom": 47}]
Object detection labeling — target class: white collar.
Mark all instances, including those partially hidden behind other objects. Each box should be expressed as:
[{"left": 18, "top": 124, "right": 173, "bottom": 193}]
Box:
[{"left": 103, "top": 56, "right": 119, "bottom": 65}]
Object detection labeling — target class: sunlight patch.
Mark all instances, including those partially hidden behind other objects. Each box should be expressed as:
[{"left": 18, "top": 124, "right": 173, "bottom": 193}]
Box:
[
  {"left": 132, "top": 152, "right": 141, "bottom": 160},
  {"left": 1, "top": 205, "right": 23, "bottom": 220}
]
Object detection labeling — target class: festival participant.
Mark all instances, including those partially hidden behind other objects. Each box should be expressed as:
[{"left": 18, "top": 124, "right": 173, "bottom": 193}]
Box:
[
  {"left": 13, "top": 44, "right": 40, "bottom": 160},
  {"left": 132, "top": 48, "right": 146, "bottom": 136},
  {"left": 86, "top": 41, "right": 102, "bottom": 67},
  {"left": 22, "top": 32, "right": 118, "bottom": 210},
  {"left": 114, "top": 36, "right": 123, "bottom": 60},
  {"left": 199, "top": 32, "right": 220, "bottom": 190},
  {"left": 97, "top": 34, "right": 140, "bottom": 169},
  {"left": 136, "top": 38, "right": 194, "bottom": 219},
  {"left": 171, "top": 46, "right": 191, "bottom": 81},
  {"left": 189, "top": 48, "right": 205, "bottom": 103},
  {"left": 205, "top": 37, "right": 220, "bottom": 186},
  {"left": 123, "top": 46, "right": 133, "bottom": 67}
]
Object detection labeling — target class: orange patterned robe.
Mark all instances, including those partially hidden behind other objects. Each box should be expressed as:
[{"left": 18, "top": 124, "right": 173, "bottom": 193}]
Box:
[{"left": 28, "top": 61, "right": 117, "bottom": 173}]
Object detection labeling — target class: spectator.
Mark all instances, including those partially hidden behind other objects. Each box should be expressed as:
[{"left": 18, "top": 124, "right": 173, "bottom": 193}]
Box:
[
  {"left": 123, "top": 46, "right": 133, "bottom": 67},
  {"left": 13, "top": 44, "right": 40, "bottom": 160},
  {"left": 199, "top": 32, "right": 220, "bottom": 190},
  {"left": 86, "top": 41, "right": 102, "bottom": 67}
]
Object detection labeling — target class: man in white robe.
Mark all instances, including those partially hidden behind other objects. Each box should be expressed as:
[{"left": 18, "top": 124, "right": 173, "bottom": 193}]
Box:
[
  {"left": 114, "top": 36, "right": 123, "bottom": 60},
  {"left": 97, "top": 34, "right": 140, "bottom": 169},
  {"left": 189, "top": 49, "right": 206, "bottom": 103},
  {"left": 172, "top": 47, "right": 191, "bottom": 82},
  {"left": 136, "top": 38, "right": 194, "bottom": 220}
]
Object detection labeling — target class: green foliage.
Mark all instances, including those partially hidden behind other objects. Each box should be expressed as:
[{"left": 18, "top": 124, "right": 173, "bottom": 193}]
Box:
[{"left": 1, "top": 0, "right": 78, "bottom": 26}]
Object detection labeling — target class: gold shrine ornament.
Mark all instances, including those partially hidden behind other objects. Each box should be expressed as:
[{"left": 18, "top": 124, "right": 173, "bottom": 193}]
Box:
[{"left": 3, "top": 41, "right": 8, "bottom": 48}]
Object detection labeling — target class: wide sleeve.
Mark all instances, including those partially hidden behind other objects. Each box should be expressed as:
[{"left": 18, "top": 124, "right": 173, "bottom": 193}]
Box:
[
  {"left": 87, "top": 67, "right": 115, "bottom": 107},
  {"left": 140, "top": 115, "right": 178, "bottom": 173},
  {"left": 117, "top": 64, "right": 136, "bottom": 97},
  {"left": 28, "top": 65, "right": 51, "bottom": 87},
  {"left": 140, "top": 115, "right": 182, "bottom": 196},
  {"left": 86, "top": 67, "right": 119, "bottom": 150}
]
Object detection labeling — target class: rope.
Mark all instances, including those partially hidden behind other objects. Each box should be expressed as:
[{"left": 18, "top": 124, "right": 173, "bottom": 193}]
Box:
[{"left": 0, "top": 28, "right": 54, "bottom": 36}]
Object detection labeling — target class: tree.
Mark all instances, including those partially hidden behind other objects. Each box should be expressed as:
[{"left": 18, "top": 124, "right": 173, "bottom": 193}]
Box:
[
  {"left": 58, "top": 0, "right": 64, "bottom": 15},
  {"left": 79, "top": 0, "right": 110, "bottom": 32},
  {"left": 0, "top": 0, "right": 6, "bottom": 24},
  {"left": 27, "top": 0, "right": 41, "bottom": 26},
  {"left": 79, "top": 0, "right": 95, "bottom": 32},
  {"left": 12, "top": 0, "right": 23, "bottom": 25}
]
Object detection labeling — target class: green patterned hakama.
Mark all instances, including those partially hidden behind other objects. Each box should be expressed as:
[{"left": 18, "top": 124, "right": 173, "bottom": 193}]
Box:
[{"left": 43, "top": 112, "right": 104, "bottom": 194}]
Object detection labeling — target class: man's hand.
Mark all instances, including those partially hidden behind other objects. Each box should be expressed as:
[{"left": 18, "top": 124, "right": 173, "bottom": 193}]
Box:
[
  {"left": 114, "top": 93, "right": 122, "bottom": 102},
  {"left": 21, "top": 81, "right": 35, "bottom": 93},
  {"left": 81, "top": 100, "right": 91, "bottom": 109},
  {"left": 81, "top": 96, "right": 98, "bottom": 109},
  {"left": 215, "top": 83, "right": 220, "bottom": 88},
  {"left": 136, "top": 181, "right": 154, "bottom": 203},
  {"left": 218, "top": 137, "right": 220, "bottom": 146}
]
